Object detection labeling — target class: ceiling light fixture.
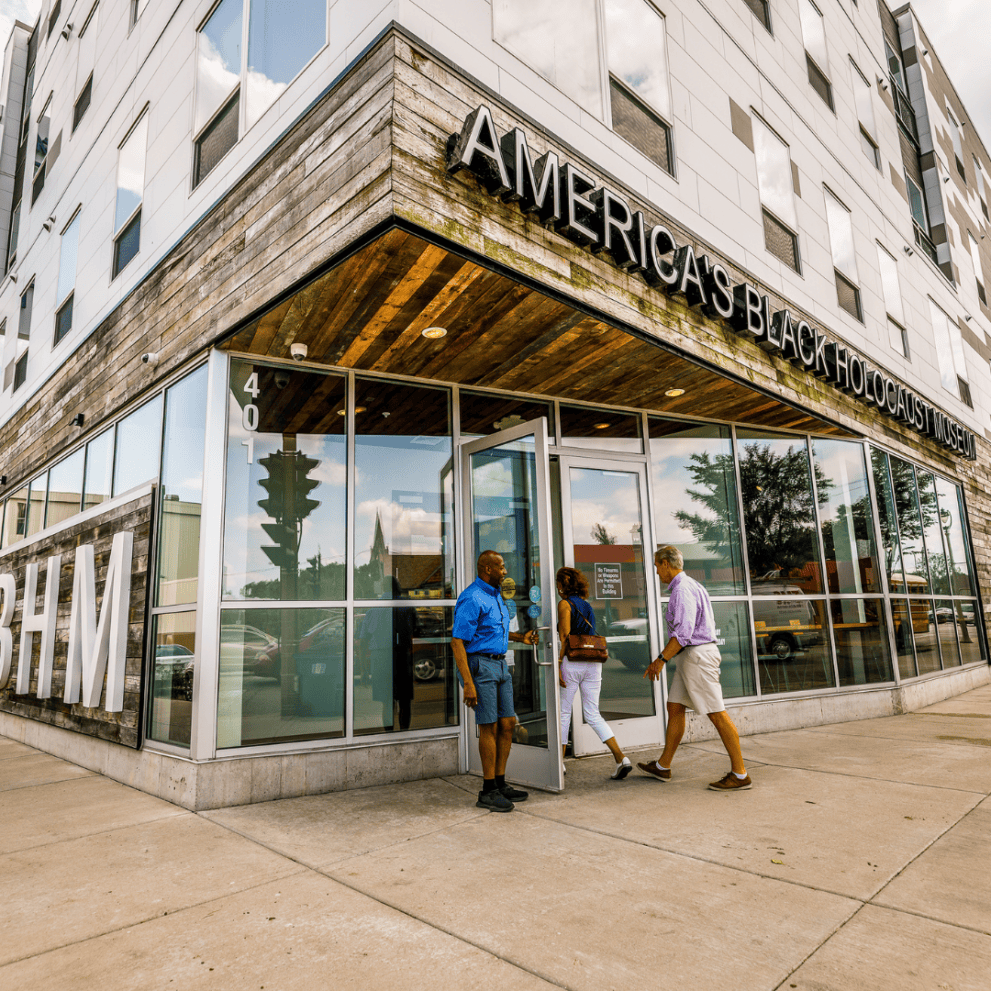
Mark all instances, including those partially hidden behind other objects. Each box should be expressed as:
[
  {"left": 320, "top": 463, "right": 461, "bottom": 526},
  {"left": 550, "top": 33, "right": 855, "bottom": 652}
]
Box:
[
  {"left": 337, "top": 406, "right": 366, "bottom": 415},
  {"left": 593, "top": 422, "right": 611, "bottom": 430},
  {"left": 421, "top": 326, "right": 447, "bottom": 339},
  {"left": 664, "top": 388, "right": 686, "bottom": 398}
]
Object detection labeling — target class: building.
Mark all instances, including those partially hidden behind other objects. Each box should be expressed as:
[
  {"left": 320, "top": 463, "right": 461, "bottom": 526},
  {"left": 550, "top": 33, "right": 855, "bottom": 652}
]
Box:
[{"left": 0, "top": 0, "right": 988, "bottom": 808}]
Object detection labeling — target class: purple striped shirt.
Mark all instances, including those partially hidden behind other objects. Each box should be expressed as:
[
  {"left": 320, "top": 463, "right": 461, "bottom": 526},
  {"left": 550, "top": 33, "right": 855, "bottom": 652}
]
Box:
[{"left": 665, "top": 571, "right": 717, "bottom": 646}]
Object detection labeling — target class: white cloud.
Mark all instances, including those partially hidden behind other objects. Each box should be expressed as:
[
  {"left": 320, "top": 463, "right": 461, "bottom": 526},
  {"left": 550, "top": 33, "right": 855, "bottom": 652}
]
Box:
[{"left": 1, "top": 2, "right": 41, "bottom": 64}]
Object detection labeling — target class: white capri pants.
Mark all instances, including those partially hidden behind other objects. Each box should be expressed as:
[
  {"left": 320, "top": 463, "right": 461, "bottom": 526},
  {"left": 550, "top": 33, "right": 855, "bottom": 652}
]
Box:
[{"left": 560, "top": 659, "right": 614, "bottom": 743}]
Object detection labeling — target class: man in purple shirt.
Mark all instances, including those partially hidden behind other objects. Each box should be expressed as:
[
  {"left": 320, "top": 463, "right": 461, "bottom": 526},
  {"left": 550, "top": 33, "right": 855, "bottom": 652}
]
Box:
[{"left": 638, "top": 545, "right": 752, "bottom": 791}]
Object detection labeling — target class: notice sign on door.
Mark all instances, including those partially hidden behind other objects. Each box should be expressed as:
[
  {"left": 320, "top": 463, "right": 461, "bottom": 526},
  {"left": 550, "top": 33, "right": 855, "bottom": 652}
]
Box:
[{"left": 594, "top": 563, "right": 623, "bottom": 600}]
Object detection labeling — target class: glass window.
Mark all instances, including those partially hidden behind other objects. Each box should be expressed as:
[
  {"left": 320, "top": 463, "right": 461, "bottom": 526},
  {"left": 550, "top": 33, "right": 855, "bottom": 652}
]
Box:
[
  {"left": 2, "top": 485, "right": 29, "bottom": 545},
  {"left": 933, "top": 476, "right": 976, "bottom": 597},
  {"left": 824, "top": 188, "right": 858, "bottom": 284},
  {"left": 974, "top": 157, "right": 988, "bottom": 215},
  {"left": 353, "top": 605, "right": 458, "bottom": 735},
  {"left": 83, "top": 427, "right": 114, "bottom": 509},
  {"left": 713, "top": 601, "right": 755, "bottom": 698},
  {"left": 890, "top": 598, "right": 918, "bottom": 679},
  {"left": 884, "top": 39, "right": 905, "bottom": 93},
  {"left": 906, "top": 176, "right": 928, "bottom": 230},
  {"left": 812, "top": 439, "right": 880, "bottom": 594},
  {"left": 353, "top": 379, "right": 453, "bottom": 600},
  {"left": 114, "top": 114, "right": 148, "bottom": 233},
  {"left": 753, "top": 117, "right": 798, "bottom": 230},
  {"left": 18, "top": 283, "right": 34, "bottom": 340},
  {"left": 493, "top": 0, "right": 602, "bottom": 115},
  {"left": 798, "top": 0, "right": 828, "bottom": 73},
  {"left": 56, "top": 212, "right": 80, "bottom": 338},
  {"left": 955, "top": 601, "right": 983, "bottom": 666},
  {"left": 157, "top": 366, "right": 208, "bottom": 607},
  {"left": 890, "top": 457, "right": 932, "bottom": 595},
  {"left": 605, "top": 0, "right": 669, "bottom": 120},
  {"left": 912, "top": 598, "right": 940, "bottom": 674},
  {"left": 870, "top": 449, "right": 904, "bottom": 593},
  {"left": 737, "top": 430, "right": 823, "bottom": 595},
  {"left": 148, "top": 612, "right": 196, "bottom": 748},
  {"left": 113, "top": 395, "right": 163, "bottom": 495},
  {"left": 223, "top": 361, "right": 347, "bottom": 601},
  {"left": 113, "top": 210, "right": 141, "bottom": 278},
  {"left": 559, "top": 404, "right": 641, "bottom": 453},
  {"left": 195, "top": 0, "right": 243, "bottom": 134},
  {"left": 754, "top": 597, "right": 831, "bottom": 694},
  {"left": 217, "top": 607, "right": 345, "bottom": 747},
  {"left": 459, "top": 391, "right": 554, "bottom": 441},
  {"left": 25, "top": 473, "right": 48, "bottom": 537},
  {"left": 851, "top": 60, "right": 876, "bottom": 139},
  {"left": 245, "top": 0, "right": 325, "bottom": 129},
  {"left": 934, "top": 598, "right": 961, "bottom": 668},
  {"left": 648, "top": 419, "right": 745, "bottom": 595},
  {"left": 916, "top": 471, "right": 950, "bottom": 596},
  {"left": 76, "top": 4, "right": 99, "bottom": 95},
  {"left": 876, "top": 244, "right": 905, "bottom": 325},
  {"left": 946, "top": 107, "right": 964, "bottom": 169},
  {"left": 968, "top": 231, "right": 985, "bottom": 295},
  {"left": 929, "top": 299, "right": 968, "bottom": 399},
  {"left": 45, "top": 449, "right": 84, "bottom": 528},
  {"left": 831, "top": 598, "right": 892, "bottom": 686}
]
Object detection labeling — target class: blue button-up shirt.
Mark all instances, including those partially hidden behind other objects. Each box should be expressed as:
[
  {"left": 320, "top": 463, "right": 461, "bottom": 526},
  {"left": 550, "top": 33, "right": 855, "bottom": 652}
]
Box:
[
  {"left": 452, "top": 576, "right": 511, "bottom": 654},
  {"left": 665, "top": 571, "right": 717, "bottom": 646}
]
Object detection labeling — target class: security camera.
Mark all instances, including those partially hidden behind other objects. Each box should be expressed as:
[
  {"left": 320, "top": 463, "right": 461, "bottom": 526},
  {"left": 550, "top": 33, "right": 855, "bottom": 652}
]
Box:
[
  {"left": 290, "top": 343, "right": 307, "bottom": 362},
  {"left": 141, "top": 352, "right": 159, "bottom": 366},
  {"left": 274, "top": 369, "right": 290, "bottom": 389}
]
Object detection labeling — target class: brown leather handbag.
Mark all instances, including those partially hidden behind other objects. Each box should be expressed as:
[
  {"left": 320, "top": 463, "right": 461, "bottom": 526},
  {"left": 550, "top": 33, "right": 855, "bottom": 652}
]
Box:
[{"left": 564, "top": 601, "right": 608, "bottom": 662}]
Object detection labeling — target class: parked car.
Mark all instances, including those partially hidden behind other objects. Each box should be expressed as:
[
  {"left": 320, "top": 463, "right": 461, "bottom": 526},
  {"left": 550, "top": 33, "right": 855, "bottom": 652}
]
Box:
[
  {"left": 753, "top": 596, "right": 823, "bottom": 661},
  {"left": 219, "top": 623, "right": 279, "bottom": 678},
  {"left": 153, "top": 644, "right": 194, "bottom": 701}
]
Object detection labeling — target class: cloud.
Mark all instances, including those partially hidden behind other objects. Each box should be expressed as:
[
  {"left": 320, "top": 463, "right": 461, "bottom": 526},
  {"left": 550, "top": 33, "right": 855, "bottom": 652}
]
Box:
[{"left": 0, "top": 3, "right": 40, "bottom": 65}]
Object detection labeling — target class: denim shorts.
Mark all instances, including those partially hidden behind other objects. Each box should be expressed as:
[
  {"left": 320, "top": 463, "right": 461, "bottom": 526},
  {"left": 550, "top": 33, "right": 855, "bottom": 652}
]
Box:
[{"left": 458, "top": 653, "right": 515, "bottom": 725}]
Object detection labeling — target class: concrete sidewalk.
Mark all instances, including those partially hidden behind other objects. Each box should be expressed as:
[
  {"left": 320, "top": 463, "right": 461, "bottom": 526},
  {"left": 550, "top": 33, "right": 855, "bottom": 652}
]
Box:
[{"left": 3, "top": 687, "right": 991, "bottom": 991}]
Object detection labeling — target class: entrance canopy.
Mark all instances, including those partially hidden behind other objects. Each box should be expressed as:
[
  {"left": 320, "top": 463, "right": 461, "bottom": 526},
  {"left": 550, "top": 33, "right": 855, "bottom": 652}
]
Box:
[{"left": 220, "top": 227, "right": 852, "bottom": 437}]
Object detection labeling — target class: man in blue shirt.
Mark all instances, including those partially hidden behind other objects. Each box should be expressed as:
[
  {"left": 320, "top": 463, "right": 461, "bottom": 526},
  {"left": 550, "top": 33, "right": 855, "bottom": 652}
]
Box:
[{"left": 452, "top": 550, "right": 539, "bottom": 812}]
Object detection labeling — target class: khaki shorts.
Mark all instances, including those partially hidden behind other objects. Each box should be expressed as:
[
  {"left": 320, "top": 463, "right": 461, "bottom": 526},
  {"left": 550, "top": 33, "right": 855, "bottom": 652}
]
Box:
[{"left": 667, "top": 642, "right": 725, "bottom": 714}]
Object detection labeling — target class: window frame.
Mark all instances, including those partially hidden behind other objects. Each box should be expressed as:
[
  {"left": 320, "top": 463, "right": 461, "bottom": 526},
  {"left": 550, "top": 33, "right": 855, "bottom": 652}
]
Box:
[
  {"left": 798, "top": 0, "right": 833, "bottom": 111},
  {"left": 752, "top": 115, "right": 801, "bottom": 271},
  {"left": 54, "top": 210, "right": 81, "bottom": 346},
  {"left": 112, "top": 110, "right": 148, "bottom": 278}
]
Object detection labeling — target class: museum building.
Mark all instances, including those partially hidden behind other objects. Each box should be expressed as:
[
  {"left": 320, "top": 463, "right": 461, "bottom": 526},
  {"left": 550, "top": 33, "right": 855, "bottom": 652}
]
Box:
[{"left": 0, "top": 0, "right": 989, "bottom": 807}]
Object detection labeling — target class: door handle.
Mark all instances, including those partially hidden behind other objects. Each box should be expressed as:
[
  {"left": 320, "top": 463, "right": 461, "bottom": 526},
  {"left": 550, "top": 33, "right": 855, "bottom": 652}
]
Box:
[{"left": 531, "top": 626, "right": 554, "bottom": 666}]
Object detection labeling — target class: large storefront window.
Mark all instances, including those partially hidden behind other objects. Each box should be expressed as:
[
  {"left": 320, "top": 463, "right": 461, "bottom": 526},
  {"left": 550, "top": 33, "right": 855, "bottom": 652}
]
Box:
[
  {"left": 870, "top": 449, "right": 904, "bottom": 592},
  {"left": 830, "top": 598, "right": 892, "bottom": 686},
  {"left": 737, "top": 430, "right": 823, "bottom": 595},
  {"left": 352, "top": 378, "right": 453, "bottom": 600},
  {"left": 223, "top": 360, "right": 347, "bottom": 601},
  {"left": 148, "top": 612, "right": 196, "bottom": 747},
  {"left": 648, "top": 419, "right": 745, "bottom": 594},
  {"left": 755, "top": 598, "right": 832, "bottom": 694}
]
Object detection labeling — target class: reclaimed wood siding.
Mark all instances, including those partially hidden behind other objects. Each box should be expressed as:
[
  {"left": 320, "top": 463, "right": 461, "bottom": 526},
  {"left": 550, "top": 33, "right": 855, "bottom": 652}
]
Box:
[{"left": 0, "top": 493, "right": 152, "bottom": 748}]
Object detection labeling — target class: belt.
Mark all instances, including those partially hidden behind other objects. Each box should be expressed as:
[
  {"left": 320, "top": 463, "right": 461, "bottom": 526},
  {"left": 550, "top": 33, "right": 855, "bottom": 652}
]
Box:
[{"left": 470, "top": 652, "right": 506, "bottom": 660}]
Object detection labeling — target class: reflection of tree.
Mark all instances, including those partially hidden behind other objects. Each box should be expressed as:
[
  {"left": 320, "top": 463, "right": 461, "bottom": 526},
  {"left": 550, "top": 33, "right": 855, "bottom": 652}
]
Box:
[
  {"left": 674, "top": 443, "right": 829, "bottom": 579},
  {"left": 592, "top": 522, "right": 616, "bottom": 544}
]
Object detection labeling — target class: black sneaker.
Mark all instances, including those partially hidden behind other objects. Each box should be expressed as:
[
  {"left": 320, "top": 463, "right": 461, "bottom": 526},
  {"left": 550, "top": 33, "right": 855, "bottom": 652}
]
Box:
[
  {"left": 499, "top": 783, "right": 529, "bottom": 802},
  {"left": 476, "top": 789, "right": 515, "bottom": 812}
]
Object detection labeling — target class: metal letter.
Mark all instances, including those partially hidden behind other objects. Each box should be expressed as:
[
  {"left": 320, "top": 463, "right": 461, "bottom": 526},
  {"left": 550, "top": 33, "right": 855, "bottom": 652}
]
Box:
[
  {"left": 18, "top": 556, "right": 61, "bottom": 697},
  {"left": 667, "top": 244, "right": 709, "bottom": 307},
  {"left": 699, "top": 259, "right": 735, "bottom": 319},
  {"left": 0, "top": 573, "right": 15, "bottom": 688},
  {"left": 556, "top": 164, "right": 599, "bottom": 246},
  {"left": 731, "top": 283, "right": 764, "bottom": 339},
  {"left": 500, "top": 128, "right": 561, "bottom": 223},
  {"left": 446, "top": 105, "right": 511, "bottom": 194},
  {"left": 590, "top": 187, "right": 638, "bottom": 267},
  {"left": 644, "top": 225, "right": 679, "bottom": 287}
]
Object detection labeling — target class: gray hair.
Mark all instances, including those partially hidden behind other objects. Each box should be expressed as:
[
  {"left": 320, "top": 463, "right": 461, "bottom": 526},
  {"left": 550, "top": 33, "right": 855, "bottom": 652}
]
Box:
[{"left": 654, "top": 545, "right": 684, "bottom": 570}]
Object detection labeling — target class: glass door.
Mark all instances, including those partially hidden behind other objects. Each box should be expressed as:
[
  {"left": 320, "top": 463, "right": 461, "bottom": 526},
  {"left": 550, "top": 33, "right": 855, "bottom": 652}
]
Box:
[
  {"left": 558, "top": 456, "right": 664, "bottom": 755},
  {"left": 461, "top": 418, "right": 562, "bottom": 792}
]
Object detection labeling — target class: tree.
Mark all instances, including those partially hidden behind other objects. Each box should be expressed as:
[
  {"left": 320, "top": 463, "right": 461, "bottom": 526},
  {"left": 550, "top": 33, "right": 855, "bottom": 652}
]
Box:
[{"left": 591, "top": 522, "right": 616, "bottom": 545}]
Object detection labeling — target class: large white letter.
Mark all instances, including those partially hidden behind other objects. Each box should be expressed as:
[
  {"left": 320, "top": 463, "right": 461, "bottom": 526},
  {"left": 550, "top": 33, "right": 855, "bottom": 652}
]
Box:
[
  {"left": 18, "top": 556, "right": 61, "bottom": 697},
  {"left": 0, "top": 573, "right": 15, "bottom": 687},
  {"left": 64, "top": 533, "right": 133, "bottom": 711}
]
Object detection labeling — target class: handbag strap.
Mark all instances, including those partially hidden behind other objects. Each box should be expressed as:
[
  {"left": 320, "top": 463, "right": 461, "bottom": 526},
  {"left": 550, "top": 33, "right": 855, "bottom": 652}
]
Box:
[{"left": 569, "top": 597, "right": 595, "bottom": 635}]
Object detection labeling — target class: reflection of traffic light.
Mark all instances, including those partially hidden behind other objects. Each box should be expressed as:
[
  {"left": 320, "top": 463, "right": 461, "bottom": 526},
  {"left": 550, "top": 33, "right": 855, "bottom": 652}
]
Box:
[{"left": 258, "top": 450, "right": 321, "bottom": 572}]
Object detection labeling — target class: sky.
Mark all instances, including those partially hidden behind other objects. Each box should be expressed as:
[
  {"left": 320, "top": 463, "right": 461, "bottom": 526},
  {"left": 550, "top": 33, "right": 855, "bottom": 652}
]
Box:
[{"left": 1, "top": 0, "right": 988, "bottom": 154}]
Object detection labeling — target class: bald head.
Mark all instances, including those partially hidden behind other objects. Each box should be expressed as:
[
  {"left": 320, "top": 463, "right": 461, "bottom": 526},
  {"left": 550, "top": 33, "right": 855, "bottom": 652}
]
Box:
[{"left": 477, "top": 550, "right": 507, "bottom": 588}]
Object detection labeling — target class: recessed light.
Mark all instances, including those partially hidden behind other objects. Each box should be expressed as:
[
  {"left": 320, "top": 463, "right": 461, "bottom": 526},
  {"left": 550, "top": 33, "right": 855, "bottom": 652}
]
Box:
[
  {"left": 421, "top": 326, "right": 447, "bottom": 339},
  {"left": 593, "top": 422, "right": 611, "bottom": 430},
  {"left": 664, "top": 388, "right": 686, "bottom": 398},
  {"left": 337, "top": 406, "right": 367, "bottom": 415}
]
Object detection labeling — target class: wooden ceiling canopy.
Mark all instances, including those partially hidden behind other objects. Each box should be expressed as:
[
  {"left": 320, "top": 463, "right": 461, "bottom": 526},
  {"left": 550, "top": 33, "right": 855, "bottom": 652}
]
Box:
[{"left": 221, "top": 227, "right": 849, "bottom": 436}]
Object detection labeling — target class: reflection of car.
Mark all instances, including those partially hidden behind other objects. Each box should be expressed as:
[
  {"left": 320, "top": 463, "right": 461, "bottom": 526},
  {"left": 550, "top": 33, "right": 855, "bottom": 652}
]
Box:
[
  {"left": 935, "top": 605, "right": 975, "bottom": 624},
  {"left": 607, "top": 618, "right": 651, "bottom": 671},
  {"left": 753, "top": 596, "right": 823, "bottom": 661},
  {"left": 296, "top": 617, "right": 346, "bottom": 716},
  {"left": 220, "top": 623, "right": 279, "bottom": 678},
  {"left": 153, "top": 644, "right": 194, "bottom": 700}
]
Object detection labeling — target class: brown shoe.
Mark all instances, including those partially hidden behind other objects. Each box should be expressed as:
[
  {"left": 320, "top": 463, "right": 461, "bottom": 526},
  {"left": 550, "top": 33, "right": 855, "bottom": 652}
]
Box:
[
  {"left": 637, "top": 760, "right": 672, "bottom": 781},
  {"left": 708, "top": 772, "right": 752, "bottom": 791}
]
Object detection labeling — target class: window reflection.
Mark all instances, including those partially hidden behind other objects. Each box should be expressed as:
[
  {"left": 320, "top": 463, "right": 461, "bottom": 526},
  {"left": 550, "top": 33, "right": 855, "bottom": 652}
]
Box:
[
  {"left": 83, "top": 428, "right": 114, "bottom": 510},
  {"left": 148, "top": 612, "right": 196, "bottom": 748},
  {"left": 890, "top": 598, "right": 918, "bottom": 679},
  {"left": 459, "top": 391, "right": 553, "bottom": 441},
  {"left": 912, "top": 598, "right": 941, "bottom": 674},
  {"left": 354, "top": 604, "right": 457, "bottom": 735},
  {"left": 45, "top": 449, "right": 83, "bottom": 528},
  {"left": 649, "top": 419, "right": 745, "bottom": 594},
  {"left": 668, "top": 600, "right": 755, "bottom": 699},
  {"left": 934, "top": 475, "right": 977, "bottom": 596},
  {"left": 812, "top": 439, "right": 880, "bottom": 594},
  {"left": 934, "top": 598, "right": 961, "bottom": 668},
  {"left": 195, "top": 0, "right": 242, "bottom": 133},
  {"left": 353, "top": 379, "right": 453, "bottom": 600},
  {"left": 218, "top": 608, "right": 345, "bottom": 747},
  {"left": 917, "top": 471, "right": 950, "bottom": 595},
  {"left": 223, "top": 361, "right": 347, "bottom": 601},
  {"left": 890, "top": 456, "right": 934, "bottom": 594},
  {"left": 737, "top": 431, "right": 823, "bottom": 594},
  {"left": 831, "top": 599, "right": 892, "bottom": 685},
  {"left": 113, "top": 396, "right": 163, "bottom": 495},
  {"left": 870, "top": 449, "right": 904, "bottom": 592},
  {"left": 2, "top": 486, "right": 28, "bottom": 545},
  {"left": 26, "top": 474, "right": 47, "bottom": 537},
  {"left": 560, "top": 404, "right": 641, "bottom": 453},
  {"left": 754, "top": 598, "right": 831, "bottom": 693},
  {"left": 954, "top": 601, "right": 983, "bottom": 666},
  {"left": 157, "top": 366, "right": 208, "bottom": 607}
]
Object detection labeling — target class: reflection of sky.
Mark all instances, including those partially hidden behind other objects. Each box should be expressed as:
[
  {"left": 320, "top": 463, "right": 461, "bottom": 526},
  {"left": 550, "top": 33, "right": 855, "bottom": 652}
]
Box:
[
  {"left": 569, "top": 467, "right": 642, "bottom": 544},
  {"left": 494, "top": 0, "right": 603, "bottom": 116},
  {"left": 824, "top": 190, "right": 858, "bottom": 282},
  {"left": 812, "top": 439, "right": 869, "bottom": 517},
  {"left": 114, "top": 115, "right": 148, "bottom": 231},
  {"left": 605, "top": 0, "right": 670, "bottom": 120},
  {"left": 162, "top": 366, "right": 209, "bottom": 504},
  {"left": 245, "top": 0, "right": 325, "bottom": 128},
  {"left": 753, "top": 118, "right": 797, "bottom": 229},
  {"left": 195, "top": 0, "right": 242, "bottom": 131},
  {"left": 798, "top": 0, "right": 829, "bottom": 70}
]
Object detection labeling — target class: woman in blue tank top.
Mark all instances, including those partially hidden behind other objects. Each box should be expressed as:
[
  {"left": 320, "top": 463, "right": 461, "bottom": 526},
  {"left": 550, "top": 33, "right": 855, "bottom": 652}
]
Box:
[{"left": 556, "top": 567, "right": 632, "bottom": 779}]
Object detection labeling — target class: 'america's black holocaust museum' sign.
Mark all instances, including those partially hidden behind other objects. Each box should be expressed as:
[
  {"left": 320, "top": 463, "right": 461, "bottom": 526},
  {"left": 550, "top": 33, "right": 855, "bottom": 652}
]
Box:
[{"left": 447, "top": 106, "right": 977, "bottom": 461}]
